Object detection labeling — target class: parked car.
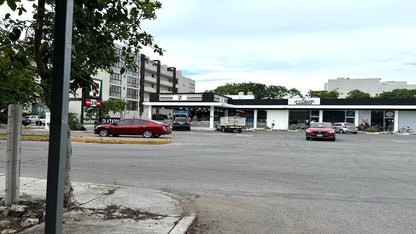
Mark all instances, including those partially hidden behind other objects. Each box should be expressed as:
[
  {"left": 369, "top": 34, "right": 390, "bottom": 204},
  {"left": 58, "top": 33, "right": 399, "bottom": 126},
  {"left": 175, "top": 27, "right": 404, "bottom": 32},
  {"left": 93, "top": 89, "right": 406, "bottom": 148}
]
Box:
[
  {"left": 305, "top": 122, "right": 336, "bottom": 141},
  {"left": 172, "top": 116, "right": 191, "bottom": 131},
  {"left": 94, "top": 118, "right": 171, "bottom": 138},
  {"left": 22, "top": 115, "right": 40, "bottom": 126},
  {"left": 333, "top": 122, "right": 357, "bottom": 134}
]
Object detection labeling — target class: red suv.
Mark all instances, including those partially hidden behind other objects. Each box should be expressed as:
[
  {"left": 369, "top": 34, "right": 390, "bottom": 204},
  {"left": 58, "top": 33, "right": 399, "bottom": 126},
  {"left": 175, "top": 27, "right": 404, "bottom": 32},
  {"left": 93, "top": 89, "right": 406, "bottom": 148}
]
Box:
[{"left": 94, "top": 118, "right": 171, "bottom": 138}]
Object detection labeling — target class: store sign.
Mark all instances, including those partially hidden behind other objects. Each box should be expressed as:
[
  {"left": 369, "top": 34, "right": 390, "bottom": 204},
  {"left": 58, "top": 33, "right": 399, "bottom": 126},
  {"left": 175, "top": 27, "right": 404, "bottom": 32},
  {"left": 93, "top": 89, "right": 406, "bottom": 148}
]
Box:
[
  {"left": 385, "top": 111, "right": 394, "bottom": 117},
  {"left": 86, "top": 78, "right": 102, "bottom": 100},
  {"left": 288, "top": 98, "right": 320, "bottom": 105},
  {"left": 159, "top": 94, "right": 203, "bottom": 101},
  {"left": 85, "top": 98, "right": 102, "bottom": 107},
  {"left": 214, "top": 95, "right": 228, "bottom": 103}
]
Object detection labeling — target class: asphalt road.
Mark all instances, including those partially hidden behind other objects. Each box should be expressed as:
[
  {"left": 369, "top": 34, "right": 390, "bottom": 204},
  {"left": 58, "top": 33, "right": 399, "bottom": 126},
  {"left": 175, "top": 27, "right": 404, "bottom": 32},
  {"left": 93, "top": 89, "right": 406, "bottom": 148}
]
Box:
[{"left": 1, "top": 130, "right": 416, "bottom": 233}]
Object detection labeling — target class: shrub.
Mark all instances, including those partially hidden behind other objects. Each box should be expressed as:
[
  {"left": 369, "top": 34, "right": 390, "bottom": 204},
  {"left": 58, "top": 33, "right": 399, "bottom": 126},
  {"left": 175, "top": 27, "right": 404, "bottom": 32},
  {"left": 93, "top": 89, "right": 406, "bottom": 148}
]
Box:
[
  {"left": 289, "top": 125, "right": 297, "bottom": 130},
  {"left": 366, "top": 126, "right": 377, "bottom": 132},
  {"left": 68, "top": 113, "right": 83, "bottom": 130}
]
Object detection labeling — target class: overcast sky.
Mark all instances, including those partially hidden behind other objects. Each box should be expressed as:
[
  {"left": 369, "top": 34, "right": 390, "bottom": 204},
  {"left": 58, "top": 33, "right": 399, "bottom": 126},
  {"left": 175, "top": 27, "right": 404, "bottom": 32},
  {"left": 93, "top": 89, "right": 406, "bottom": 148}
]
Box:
[{"left": 141, "top": 0, "right": 416, "bottom": 94}]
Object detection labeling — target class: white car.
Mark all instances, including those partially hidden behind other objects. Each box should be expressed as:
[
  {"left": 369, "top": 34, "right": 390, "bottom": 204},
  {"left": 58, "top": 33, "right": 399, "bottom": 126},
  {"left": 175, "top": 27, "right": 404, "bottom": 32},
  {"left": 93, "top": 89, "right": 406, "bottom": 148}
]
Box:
[{"left": 333, "top": 122, "right": 358, "bottom": 134}]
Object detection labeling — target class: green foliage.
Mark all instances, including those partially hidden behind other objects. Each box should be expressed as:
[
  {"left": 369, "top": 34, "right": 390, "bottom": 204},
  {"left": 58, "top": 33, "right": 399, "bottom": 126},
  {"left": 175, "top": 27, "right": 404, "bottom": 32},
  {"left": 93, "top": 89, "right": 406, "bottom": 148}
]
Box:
[
  {"left": 307, "top": 90, "right": 339, "bottom": 99},
  {"left": 0, "top": 0, "right": 163, "bottom": 108},
  {"left": 68, "top": 113, "right": 83, "bottom": 130},
  {"left": 375, "top": 89, "right": 416, "bottom": 99},
  {"left": 346, "top": 89, "right": 371, "bottom": 99},
  {"left": 84, "top": 99, "right": 127, "bottom": 120},
  {"left": 366, "top": 126, "right": 377, "bottom": 132},
  {"left": 207, "top": 82, "right": 303, "bottom": 99}
]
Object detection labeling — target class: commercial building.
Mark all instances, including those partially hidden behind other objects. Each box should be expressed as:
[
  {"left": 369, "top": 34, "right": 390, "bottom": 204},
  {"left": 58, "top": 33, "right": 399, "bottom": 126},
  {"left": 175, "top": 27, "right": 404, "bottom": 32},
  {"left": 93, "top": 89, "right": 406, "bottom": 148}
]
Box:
[
  {"left": 69, "top": 47, "right": 195, "bottom": 121},
  {"left": 145, "top": 93, "right": 416, "bottom": 132},
  {"left": 324, "top": 78, "right": 416, "bottom": 98}
]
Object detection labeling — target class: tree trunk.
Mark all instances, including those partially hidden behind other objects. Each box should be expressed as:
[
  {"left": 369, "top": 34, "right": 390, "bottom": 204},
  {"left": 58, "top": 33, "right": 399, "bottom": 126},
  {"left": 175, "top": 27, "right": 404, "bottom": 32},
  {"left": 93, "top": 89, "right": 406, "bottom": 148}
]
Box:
[{"left": 63, "top": 128, "right": 73, "bottom": 210}]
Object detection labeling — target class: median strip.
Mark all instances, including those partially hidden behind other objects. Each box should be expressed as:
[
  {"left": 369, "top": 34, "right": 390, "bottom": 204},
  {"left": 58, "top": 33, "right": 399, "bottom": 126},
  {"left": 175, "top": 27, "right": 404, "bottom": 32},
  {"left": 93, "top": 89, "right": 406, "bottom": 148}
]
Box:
[{"left": 0, "top": 135, "right": 170, "bottom": 144}]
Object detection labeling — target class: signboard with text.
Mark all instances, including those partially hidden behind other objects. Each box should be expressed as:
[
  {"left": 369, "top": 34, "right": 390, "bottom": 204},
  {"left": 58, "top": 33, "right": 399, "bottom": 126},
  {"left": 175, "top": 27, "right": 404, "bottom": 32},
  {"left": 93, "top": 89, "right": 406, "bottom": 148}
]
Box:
[
  {"left": 288, "top": 98, "right": 320, "bottom": 105},
  {"left": 84, "top": 98, "right": 102, "bottom": 107}
]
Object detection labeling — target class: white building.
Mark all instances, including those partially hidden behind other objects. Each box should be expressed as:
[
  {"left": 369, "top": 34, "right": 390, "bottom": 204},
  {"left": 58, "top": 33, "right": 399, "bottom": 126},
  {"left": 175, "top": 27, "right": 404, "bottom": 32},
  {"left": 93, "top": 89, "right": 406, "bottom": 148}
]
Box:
[
  {"left": 324, "top": 78, "right": 416, "bottom": 98},
  {"left": 69, "top": 46, "right": 195, "bottom": 122}
]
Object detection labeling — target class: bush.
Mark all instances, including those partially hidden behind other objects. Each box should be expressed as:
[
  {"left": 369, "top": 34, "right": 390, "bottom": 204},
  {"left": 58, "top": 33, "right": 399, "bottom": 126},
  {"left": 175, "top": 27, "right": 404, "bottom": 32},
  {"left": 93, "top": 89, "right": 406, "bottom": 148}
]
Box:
[
  {"left": 264, "top": 126, "right": 271, "bottom": 130},
  {"left": 68, "top": 113, "right": 83, "bottom": 130},
  {"left": 289, "top": 125, "right": 297, "bottom": 130},
  {"left": 366, "top": 126, "right": 377, "bottom": 132}
]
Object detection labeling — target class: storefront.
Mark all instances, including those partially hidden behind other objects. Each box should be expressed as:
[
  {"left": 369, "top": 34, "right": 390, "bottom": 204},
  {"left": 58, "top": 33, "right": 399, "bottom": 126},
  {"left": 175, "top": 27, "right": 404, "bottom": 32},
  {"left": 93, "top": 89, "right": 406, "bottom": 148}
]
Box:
[{"left": 144, "top": 93, "right": 416, "bottom": 132}]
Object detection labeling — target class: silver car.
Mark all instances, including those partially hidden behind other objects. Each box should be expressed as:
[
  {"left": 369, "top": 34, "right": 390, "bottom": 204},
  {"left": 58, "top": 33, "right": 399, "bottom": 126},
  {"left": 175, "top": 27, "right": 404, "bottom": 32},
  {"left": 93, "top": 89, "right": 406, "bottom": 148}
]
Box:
[{"left": 333, "top": 122, "right": 358, "bottom": 134}]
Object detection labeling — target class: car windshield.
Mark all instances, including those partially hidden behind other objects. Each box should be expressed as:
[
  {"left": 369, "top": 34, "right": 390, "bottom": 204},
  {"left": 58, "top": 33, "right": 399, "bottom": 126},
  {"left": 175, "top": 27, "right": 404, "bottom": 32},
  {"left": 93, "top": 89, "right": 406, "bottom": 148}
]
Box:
[
  {"left": 310, "top": 123, "right": 332, "bottom": 128},
  {"left": 149, "top": 120, "right": 163, "bottom": 125}
]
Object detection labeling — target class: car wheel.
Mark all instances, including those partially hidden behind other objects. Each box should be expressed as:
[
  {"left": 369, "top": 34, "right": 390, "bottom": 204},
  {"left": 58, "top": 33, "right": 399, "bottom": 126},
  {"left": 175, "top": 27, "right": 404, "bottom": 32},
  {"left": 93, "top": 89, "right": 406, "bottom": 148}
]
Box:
[
  {"left": 187, "top": 127, "right": 191, "bottom": 131},
  {"left": 353, "top": 132, "right": 357, "bottom": 134},
  {"left": 306, "top": 137, "right": 310, "bottom": 140},
  {"left": 99, "top": 129, "right": 109, "bottom": 137},
  {"left": 339, "top": 129, "right": 344, "bottom": 134},
  {"left": 143, "top": 130, "right": 153, "bottom": 138}
]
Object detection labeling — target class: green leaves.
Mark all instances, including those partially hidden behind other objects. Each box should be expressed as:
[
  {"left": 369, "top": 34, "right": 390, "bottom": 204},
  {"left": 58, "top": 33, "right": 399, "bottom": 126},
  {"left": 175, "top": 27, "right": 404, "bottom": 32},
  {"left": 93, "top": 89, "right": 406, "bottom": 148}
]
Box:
[
  {"left": 207, "top": 82, "right": 302, "bottom": 99},
  {"left": 307, "top": 90, "right": 340, "bottom": 99},
  {"left": 8, "top": 27, "right": 21, "bottom": 41},
  {"left": 6, "top": 0, "right": 17, "bottom": 11}
]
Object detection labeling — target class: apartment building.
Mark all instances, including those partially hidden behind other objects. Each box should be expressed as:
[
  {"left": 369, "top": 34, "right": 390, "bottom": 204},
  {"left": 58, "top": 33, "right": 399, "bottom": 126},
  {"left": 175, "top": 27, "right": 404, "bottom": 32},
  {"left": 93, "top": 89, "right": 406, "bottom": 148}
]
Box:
[
  {"left": 324, "top": 78, "right": 416, "bottom": 98},
  {"left": 69, "top": 47, "right": 195, "bottom": 121}
]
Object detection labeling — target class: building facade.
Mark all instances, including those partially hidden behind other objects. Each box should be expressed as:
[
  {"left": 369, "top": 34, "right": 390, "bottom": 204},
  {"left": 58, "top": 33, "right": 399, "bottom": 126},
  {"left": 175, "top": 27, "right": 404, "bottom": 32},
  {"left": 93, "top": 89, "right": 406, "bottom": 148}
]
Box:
[
  {"left": 324, "top": 78, "right": 416, "bottom": 98},
  {"left": 69, "top": 47, "right": 195, "bottom": 122},
  {"left": 145, "top": 93, "right": 416, "bottom": 133}
]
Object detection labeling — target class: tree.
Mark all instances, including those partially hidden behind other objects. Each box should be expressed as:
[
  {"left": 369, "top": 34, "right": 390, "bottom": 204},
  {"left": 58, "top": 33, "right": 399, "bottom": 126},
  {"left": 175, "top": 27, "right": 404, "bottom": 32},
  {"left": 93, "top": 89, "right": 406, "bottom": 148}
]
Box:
[
  {"left": 0, "top": 14, "right": 41, "bottom": 120},
  {"left": 84, "top": 99, "right": 127, "bottom": 121},
  {"left": 266, "top": 85, "right": 288, "bottom": 99},
  {"left": 207, "top": 82, "right": 303, "bottom": 99},
  {"left": 307, "top": 90, "right": 340, "bottom": 99},
  {"left": 375, "top": 89, "right": 416, "bottom": 99},
  {"left": 1, "top": 0, "right": 163, "bottom": 209},
  {"left": 346, "top": 89, "right": 371, "bottom": 99},
  {"left": 208, "top": 82, "right": 268, "bottom": 99}
]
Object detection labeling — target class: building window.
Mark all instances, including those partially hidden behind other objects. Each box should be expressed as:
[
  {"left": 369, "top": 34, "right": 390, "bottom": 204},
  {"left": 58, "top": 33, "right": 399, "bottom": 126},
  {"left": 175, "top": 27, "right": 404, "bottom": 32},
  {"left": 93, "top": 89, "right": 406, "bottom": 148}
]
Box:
[
  {"left": 127, "top": 88, "right": 138, "bottom": 99},
  {"left": 109, "top": 85, "right": 121, "bottom": 98},
  {"left": 110, "top": 73, "right": 122, "bottom": 85},
  {"left": 126, "top": 100, "right": 138, "bottom": 111},
  {"left": 127, "top": 76, "right": 139, "bottom": 88}
]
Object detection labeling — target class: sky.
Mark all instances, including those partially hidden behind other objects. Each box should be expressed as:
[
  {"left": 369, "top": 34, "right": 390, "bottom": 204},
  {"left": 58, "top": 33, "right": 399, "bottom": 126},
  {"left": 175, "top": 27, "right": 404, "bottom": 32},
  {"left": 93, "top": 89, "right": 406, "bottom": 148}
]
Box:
[{"left": 140, "top": 0, "right": 416, "bottom": 94}]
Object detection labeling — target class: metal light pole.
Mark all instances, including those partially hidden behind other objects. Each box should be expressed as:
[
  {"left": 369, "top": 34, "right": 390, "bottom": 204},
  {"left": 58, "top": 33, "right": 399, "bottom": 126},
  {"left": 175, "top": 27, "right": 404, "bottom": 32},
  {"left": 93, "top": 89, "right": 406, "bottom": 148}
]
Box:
[{"left": 45, "top": 0, "right": 73, "bottom": 232}]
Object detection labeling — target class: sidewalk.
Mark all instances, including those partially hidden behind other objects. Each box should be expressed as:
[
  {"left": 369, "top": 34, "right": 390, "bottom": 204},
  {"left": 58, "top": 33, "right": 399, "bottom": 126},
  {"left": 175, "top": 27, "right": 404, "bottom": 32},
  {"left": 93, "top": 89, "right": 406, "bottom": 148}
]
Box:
[{"left": 0, "top": 176, "right": 195, "bottom": 233}]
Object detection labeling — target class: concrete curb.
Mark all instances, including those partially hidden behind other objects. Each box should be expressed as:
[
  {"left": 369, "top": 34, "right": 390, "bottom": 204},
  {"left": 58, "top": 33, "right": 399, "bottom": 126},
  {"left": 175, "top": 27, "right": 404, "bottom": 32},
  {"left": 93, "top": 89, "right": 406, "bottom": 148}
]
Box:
[
  {"left": 169, "top": 214, "right": 196, "bottom": 234},
  {"left": 0, "top": 135, "right": 171, "bottom": 144}
]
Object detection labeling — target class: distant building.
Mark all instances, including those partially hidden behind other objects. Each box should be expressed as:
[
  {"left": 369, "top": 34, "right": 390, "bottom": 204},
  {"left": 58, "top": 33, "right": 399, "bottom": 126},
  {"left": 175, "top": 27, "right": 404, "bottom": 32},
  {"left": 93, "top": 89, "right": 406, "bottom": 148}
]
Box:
[
  {"left": 69, "top": 45, "right": 195, "bottom": 121},
  {"left": 324, "top": 78, "right": 416, "bottom": 98}
]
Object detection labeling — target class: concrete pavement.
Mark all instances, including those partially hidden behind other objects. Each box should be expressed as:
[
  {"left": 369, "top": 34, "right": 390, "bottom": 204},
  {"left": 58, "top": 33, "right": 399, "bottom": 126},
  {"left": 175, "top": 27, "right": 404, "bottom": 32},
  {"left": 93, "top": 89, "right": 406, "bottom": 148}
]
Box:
[
  {"left": 0, "top": 176, "right": 195, "bottom": 233},
  {"left": 0, "top": 126, "right": 194, "bottom": 233}
]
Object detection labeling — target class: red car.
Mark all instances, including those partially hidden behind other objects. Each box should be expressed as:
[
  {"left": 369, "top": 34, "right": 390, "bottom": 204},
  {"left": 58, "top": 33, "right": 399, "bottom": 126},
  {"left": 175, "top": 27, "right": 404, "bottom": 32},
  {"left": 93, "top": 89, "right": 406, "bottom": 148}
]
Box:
[
  {"left": 305, "top": 122, "right": 336, "bottom": 141},
  {"left": 94, "top": 118, "right": 171, "bottom": 138}
]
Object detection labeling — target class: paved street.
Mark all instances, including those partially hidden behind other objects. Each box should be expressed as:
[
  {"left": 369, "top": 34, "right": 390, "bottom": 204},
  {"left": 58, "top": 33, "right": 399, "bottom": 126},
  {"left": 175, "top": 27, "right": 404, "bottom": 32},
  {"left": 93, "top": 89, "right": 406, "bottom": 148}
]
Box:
[{"left": 1, "top": 130, "right": 416, "bottom": 233}]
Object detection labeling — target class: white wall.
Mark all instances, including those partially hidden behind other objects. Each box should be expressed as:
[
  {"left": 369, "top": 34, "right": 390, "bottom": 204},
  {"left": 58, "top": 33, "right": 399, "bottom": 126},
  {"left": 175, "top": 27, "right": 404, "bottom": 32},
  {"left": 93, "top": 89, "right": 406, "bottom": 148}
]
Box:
[
  {"left": 266, "top": 110, "right": 289, "bottom": 130},
  {"left": 398, "top": 111, "right": 416, "bottom": 130}
]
